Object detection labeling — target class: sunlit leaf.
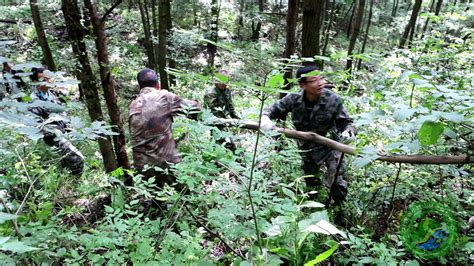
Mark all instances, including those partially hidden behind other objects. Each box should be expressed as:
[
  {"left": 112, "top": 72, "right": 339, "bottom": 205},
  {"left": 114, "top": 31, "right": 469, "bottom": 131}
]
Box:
[
  {"left": 0, "top": 212, "right": 18, "bottom": 223},
  {"left": 418, "top": 121, "right": 444, "bottom": 146},
  {"left": 304, "top": 242, "right": 338, "bottom": 266}
]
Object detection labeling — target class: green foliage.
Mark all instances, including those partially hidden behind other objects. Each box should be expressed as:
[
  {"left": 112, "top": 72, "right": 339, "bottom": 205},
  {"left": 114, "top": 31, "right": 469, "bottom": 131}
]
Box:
[{"left": 0, "top": 1, "right": 472, "bottom": 265}]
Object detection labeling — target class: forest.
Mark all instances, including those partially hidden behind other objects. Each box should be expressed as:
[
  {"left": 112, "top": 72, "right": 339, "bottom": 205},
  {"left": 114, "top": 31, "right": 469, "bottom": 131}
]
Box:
[{"left": 0, "top": 0, "right": 472, "bottom": 264}]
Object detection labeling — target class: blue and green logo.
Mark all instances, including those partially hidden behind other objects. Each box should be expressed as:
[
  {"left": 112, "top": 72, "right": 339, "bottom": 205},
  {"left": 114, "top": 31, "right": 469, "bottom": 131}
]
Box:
[{"left": 400, "top": 200, "right": 457, "bottom": 259}]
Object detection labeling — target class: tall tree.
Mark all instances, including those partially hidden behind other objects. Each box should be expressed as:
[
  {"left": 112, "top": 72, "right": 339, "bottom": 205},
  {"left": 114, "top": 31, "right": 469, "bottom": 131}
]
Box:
[
  {"left": 30, "top": 0, "right": 56, "bottom": 71},
  {"left": 357, "top": 0, "right": 373, "bottom": 70},
  {"left": 322, "top": 0, "right": 337, "bottom": 56},
  {"left": 84, "top": 0, "right": 130, "bottom": 169},
  {"left": 282, "top": 0, "right": 298, "bottom": 90},
  {"left": 346, "top": 0, "right": 365, "bottom": 73},
  {"left": 138, "top": 0, "right": 156, "bottom": 69},
  {"left": 166, "top": 0, "right": 176, "bottom": 86},
  {"left": 392, "top": 0, "right": 399, "bottom": 16},
  {"left": 421, "top": 0, "right": 436, "bottom": 38},
  {"left": 435, "top": 0, "right": 443, "bottom": 15},
  {"left": 158, "top": 0, "right": 170, "bottom": 90},
  {"left": 283, "top": 0, "right": 299, "bottom": 89},
  {"left": 61, "top": 0, "right": 117, "bottom": 172},
  {"left": 301, "top": 0, "right": 324, "bottom": 66},
  {"left": 399, "top": 0, "right": 422, "bottom": 48},
  {"left": 207, "top": 0, "right": 219, "bottom": 67},
  {"left": 250, "top": 0, "right": 265, "bottom": 41}
]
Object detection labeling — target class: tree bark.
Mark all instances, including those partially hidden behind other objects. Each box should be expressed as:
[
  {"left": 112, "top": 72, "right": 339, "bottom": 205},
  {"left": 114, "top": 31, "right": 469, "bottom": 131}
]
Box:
[
  {"left": 322, "top": 0, "right": 337, "bottom": 56},
  {"left": 357, "top": 0, "right": 373, "bottom": 70},
  {"left": 166, "top": 0, "right": 176, "bottom": 87},
  {"left": 207, "top": 0, "right": 219, "bottom": 68},
  {"left": 346, "top": 0, "right": 365, "bottom": 74},
  {"left": 213, "top": 119, "right": 473, "bottom": 165},
  {"left": 158, "top": 0, "right": 170, "bottom": 90},
  {"left": 301, "top": 0, "right": 324, "bottom": 66},
  {"left": 61, "top": 0, "right": 117, "bottom": 172},
  {"left": 138, "top": 0, "right": 156, "bottom": 68},
  {"left": 435, "top": 0, "right": 443, "bottom": 15},
  {"left": 282, "top": 0, "right": 298, "bottom": 91},
  {"left": 84, "top": 0, "right": 130, "bottom": 169},
  {"left": 151, "top": 0, "right": 159, "bottom": 66},
  {"left": 392, "top": 0, "right": 399, "bottom": 17},
  {"left": 346, "top": 0, "right": 355, "bottom": 38},
  {"left": 250, "top": 0, "right": 264, "bottom": 41},
  {"left": 399, "top": 0, "right": 422, "bottom": 48},
  {"left": 30, "top": 0, "right": 56, "bottom": 71},
  {"left": 421, "top": 0, "right": 436, "bottom": 39}
]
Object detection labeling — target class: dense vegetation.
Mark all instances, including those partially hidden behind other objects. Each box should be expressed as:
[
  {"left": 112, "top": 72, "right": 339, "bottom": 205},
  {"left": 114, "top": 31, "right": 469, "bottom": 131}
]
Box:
[{"left": 0, "top": 0, "right": 472, "bottom": 264}]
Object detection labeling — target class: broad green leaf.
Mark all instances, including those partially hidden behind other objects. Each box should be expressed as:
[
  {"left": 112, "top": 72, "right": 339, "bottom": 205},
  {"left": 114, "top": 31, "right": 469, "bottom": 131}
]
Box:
[
  {"left": 353, "top": 146, "right": 380, "bottom": 169},
  {"left": 302, "top": 219, "right": 346, "bottom": 238},
  {"left": 281, "top": 187, "right": 296, "bottom": 200},
  {"left": 215, "top": 72, "right": 229, "bottom": 83},
  {"left": 443, "top": 128, "right": 457, "bottom": 139},
  {"left": 304, "top": 243, "right": 338, "bottom": 266},
  {"left": 1, "top": 240, "right": 40, "bottom": 253},
  {"left": 264, "top": 224, "right": 282, "bottom": 237},
  {"left": 267, "top": 74, "right": 284, "bottom": 88},
  {"left": 359, "top": 257, "right": 375, "bottom": 264},
  {"left": 405, "top": 260, "right": 420, "bottom": 266},
  {"left": 393, "top": 107, "right": 416, "bottom": 121},
  {"left": 418, "top": 121, "right": 444, "bottom": 146},
  {"left": 0, "top": 237, "right": 10, "bottom": 245},
  {"left": 0, "top": 212, "right": 18, "bottom": 223},
  {"left": 299, "top": 201, "right": 325, "bottom": 209}
]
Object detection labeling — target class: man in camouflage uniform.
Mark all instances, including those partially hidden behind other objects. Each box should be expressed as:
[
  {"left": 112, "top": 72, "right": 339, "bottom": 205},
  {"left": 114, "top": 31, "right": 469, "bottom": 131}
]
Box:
[
  {"left": 204, "top": 70, "right": 239, "bottom": 151},
  {"left": 261, "top": 65, "right": 356, "bottom": 204},
  {"left": 129, "top": 68, "right": 201, "bottom": 187},
  {"left": 29, "top": 67, "right": 84, "bottom": 176},
  {"left": 204, "top": 70, "right": 239, "bottom": 119}
]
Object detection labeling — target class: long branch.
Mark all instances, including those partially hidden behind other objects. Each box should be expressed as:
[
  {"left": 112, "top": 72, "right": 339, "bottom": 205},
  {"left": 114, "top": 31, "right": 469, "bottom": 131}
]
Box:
[
  {"left": 100, "top": 0, "right": 123, "bottom": 23},
  {"left": 207, "top": 119, "right": 472, "bottom": 165}
]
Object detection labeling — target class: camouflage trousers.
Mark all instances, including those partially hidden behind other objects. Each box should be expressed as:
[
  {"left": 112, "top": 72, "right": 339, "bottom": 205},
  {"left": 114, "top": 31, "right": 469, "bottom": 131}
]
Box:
[
  {"left": 302, "top": 150, "right": 348, "bottom": 205},
  {"left": 42, "top": 121, "right": 84, "bottom": 176}
]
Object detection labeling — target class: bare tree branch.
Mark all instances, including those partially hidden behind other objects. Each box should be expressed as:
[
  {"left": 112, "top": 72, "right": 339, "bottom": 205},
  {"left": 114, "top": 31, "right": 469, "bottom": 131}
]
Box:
[{"left": 100, "top": 0, "right": 123, "bottom": 23}]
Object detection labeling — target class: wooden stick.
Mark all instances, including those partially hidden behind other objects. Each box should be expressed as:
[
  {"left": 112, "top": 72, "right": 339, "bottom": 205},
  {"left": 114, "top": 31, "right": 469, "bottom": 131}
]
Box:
[{"left": 207, "top": 119, "right": 472, "bottom": 165}]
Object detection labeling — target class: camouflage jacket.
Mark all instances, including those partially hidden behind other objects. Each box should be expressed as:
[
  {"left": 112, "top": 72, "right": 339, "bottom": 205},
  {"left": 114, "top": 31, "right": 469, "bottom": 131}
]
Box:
[
  {"left": 29, "top": 88, "right": 64, "bottom": 119},
  {"left": 204, "top": 86, "right": 239, "bottom": 119},
  {"left": 263, "top": 89, "right": 355, "bottom": 164},
  {"left": 129, "top": 87, "right": 200, "bottom": 170}
]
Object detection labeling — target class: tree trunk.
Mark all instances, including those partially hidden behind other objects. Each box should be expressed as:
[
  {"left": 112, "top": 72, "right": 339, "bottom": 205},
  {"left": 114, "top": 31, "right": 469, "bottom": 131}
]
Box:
[
  {"left": 212, "top": 119, "right": 473, "bottom": 164},
  {"left": 357, "top": 0, "right": 373, "bottom": 70},
  {"left": 61, "top": 0, "right": 117, "bottom": 172},
  {"left": 282, "top": 0, "right": 298, "bottom": 91},
  {"left": 138, "top": 0, "right": 156, "bottom": 68},
  {"left": 158, "top": 0, "right": 170, "bottom": 90},
  {"left": 84, "top": 0, "right": 130, "bottom": 169},
  {"left": 435, "top": 0, "right": 443, "bottom": 15},
  {"left": 346, "top": 0, "right": 365, "bottom": 74},
  {"left": 250, "top": 0, "right": 264, "bottom": 41},
  {"left": 166, "top": 0, "right": 176, "bottom": 86},
  {"left": 421, "top": 0, "right": 436, "bottom": 39},
  {"left": 399, "top": 0, "right": 422, "bottom": 48},
  {"left": 301, "top": 0, "right": 324, "bottom": 66},
  {"left": 151, "top": 0, "right": 159, "bottom": 66},
  {"left": 346, "top": 0, "right": 355, "bottom": 38},
  {"left": 207, "top": 0, "right": 219, "bottom": 68},
  {"left": 392, "top": 0, "right": 399, "bottom": 16},
  {"left": 322, "top": 0, "right": 337, "bottom": 56},
  {"left": 30, "top": 0, "right": 56, "bottom": 71}
]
